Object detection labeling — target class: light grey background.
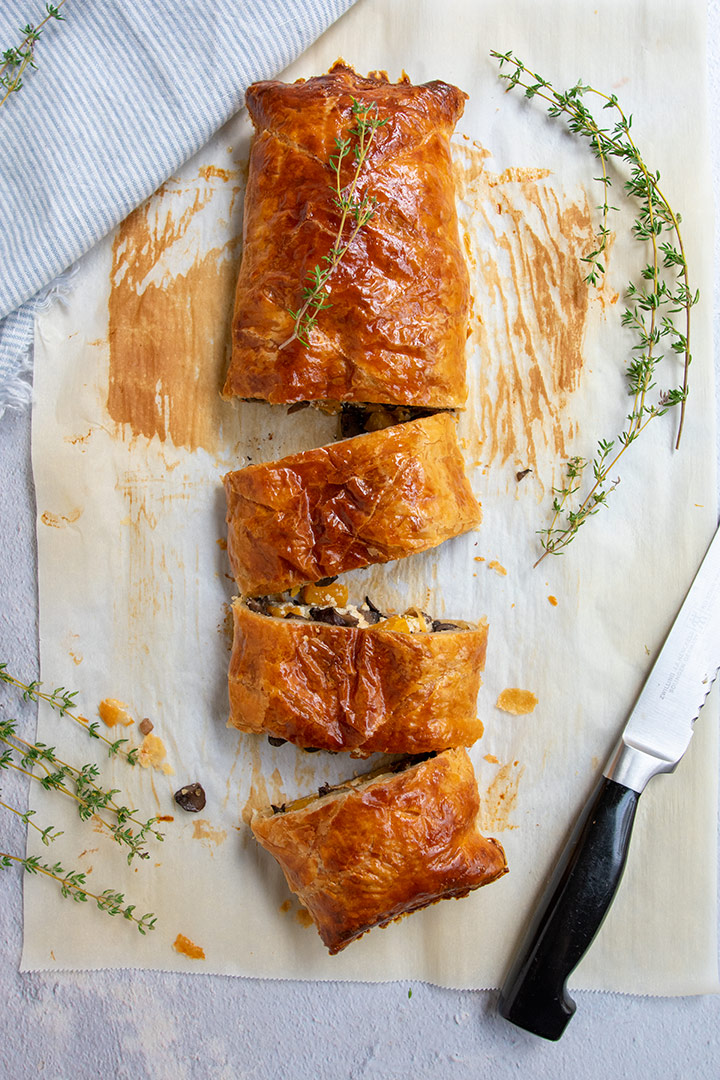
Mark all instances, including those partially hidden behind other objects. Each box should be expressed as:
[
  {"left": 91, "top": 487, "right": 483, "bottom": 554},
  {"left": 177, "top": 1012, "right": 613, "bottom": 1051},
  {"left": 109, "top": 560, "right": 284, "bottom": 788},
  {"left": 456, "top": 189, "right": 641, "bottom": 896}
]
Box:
[{"left": 1, "top": 2, "right": 720, "bottom": 1076}]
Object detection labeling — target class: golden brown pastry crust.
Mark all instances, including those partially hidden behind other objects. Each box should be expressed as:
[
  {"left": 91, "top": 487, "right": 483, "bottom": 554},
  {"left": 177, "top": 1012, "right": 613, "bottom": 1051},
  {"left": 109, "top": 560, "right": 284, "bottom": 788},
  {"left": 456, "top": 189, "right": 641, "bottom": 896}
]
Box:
[
  {"left": 251, "top": 749, "right": 508, "bottom": 954},
  {"left": 223, "top": 412, "right": 481, "bottom": 596},
  {"left": 222, "top": 62, "right": 470, "bottom": 408},
  {"left": 228, "top": 599, "right": 487, "bottom": 753}
]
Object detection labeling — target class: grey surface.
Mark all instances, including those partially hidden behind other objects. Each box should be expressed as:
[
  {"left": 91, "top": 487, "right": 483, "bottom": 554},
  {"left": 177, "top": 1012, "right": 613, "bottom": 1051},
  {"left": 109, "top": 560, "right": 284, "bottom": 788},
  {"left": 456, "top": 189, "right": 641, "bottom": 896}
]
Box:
[{"left": 2, "top": 5, "right": 720, "bottom": 1077}]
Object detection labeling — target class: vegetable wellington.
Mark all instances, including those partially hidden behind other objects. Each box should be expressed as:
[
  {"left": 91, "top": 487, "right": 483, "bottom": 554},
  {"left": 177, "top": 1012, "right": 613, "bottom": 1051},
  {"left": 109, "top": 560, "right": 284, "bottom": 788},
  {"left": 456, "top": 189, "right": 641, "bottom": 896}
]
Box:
[
  {"left": 228, "top": 593, "right": 488, "bottom": 754},
  {"left": 251, "top": 749, "right": 508, "bottom": 954},
  {"left": 222, "top": 62, "right": 470, "bottom": 409},
  {"left": 223, "top": 412, "right": 481, "bottom": 597}
]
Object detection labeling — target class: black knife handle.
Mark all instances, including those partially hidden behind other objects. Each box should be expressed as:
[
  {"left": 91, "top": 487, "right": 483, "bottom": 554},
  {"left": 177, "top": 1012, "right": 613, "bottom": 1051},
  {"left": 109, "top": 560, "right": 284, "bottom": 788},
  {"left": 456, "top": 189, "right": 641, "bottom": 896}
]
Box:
[{"left": 498, "top": 776, "right": 640, "bottom": 1041}]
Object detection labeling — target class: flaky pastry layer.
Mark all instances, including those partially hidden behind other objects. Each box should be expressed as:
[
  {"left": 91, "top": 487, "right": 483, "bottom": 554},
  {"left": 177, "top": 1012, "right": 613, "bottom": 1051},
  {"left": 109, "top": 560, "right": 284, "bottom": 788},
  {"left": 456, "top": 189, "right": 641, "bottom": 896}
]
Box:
[
  {"left": 228, "top": 598, "right": 487, "bottom": 753},
  {"left": 222, "top": 62, "right": 470, "bottom": 408},
  {"left": 222, "top": 412, "right": 481, "bottom": 596}
]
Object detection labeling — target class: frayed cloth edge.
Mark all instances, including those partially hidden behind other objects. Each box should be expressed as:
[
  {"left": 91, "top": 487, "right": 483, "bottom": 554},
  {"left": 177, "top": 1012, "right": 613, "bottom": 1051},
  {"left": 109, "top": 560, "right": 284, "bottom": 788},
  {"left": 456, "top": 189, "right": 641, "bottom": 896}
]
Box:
[{"left": 0, "top": 264, "right": 80, "bottom": 420}]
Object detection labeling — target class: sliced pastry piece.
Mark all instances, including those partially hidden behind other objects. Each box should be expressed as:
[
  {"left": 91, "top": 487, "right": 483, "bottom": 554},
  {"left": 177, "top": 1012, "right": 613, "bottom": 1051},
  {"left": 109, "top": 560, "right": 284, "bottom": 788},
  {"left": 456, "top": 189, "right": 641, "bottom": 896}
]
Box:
[
  {"left": 222, "top": 62, "right": 470, "bottom": 409},
  {"left": 228, "top": 587, "right": 488, "bottom": 754},
  {"left": 223, "top": 412, "right": 481, "bottom": 596},
  {"left": 251, "top": 748, "right": 508, "bottom": 955}
]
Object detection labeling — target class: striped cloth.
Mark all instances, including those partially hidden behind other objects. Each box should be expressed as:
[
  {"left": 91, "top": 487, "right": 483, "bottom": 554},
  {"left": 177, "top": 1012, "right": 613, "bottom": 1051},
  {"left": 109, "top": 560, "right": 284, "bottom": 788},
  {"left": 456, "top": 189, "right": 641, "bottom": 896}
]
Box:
[{"left": 0, "top": 0, "right": 358, "bottom": 414}]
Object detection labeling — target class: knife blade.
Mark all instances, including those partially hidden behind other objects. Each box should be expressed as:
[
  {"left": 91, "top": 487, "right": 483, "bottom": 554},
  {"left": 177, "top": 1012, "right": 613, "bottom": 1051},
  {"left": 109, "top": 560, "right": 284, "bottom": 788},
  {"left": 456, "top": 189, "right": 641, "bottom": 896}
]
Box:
[{"left": 498, "top": 522, "right": 720, "bottom": 1041}]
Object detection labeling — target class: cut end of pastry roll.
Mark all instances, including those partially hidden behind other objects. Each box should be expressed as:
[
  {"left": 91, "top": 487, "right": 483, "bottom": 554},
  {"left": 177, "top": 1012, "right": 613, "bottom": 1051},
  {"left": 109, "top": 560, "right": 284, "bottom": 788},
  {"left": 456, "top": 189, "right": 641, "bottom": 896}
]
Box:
[
  {"left": 222, "top": 412, "right": 481, "bottom": 597},
  {"left": 228, "top": 589, "right": 487, "bottom": 754},
  {"left": 250, "top": 748, "right": 508, "bottom": 955},
  {"left": 223, "top": 62, "right": 470, "bottom": 410}
]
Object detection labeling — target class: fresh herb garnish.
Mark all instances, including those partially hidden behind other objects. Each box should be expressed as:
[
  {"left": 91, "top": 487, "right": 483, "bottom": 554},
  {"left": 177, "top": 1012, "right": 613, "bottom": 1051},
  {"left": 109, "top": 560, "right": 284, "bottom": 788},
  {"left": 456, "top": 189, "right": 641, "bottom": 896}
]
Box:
[
  {"left": 280, "top": 97, "right": 387, "bottom": 349},
  {"left": 0, "top": 2, "right": 66, "bottom": 109},
  {"left": 0, "top": 717, "right": 163, "bottom": 862},
  {"left": 491, "top": 51, "right": 697, "bottom": 565},
  {"left": 0, "top": 664, "right": 159, "bottom": 932},
  {"left": 0, "top": 664, "right": 141, "bottom": 764},
  {"left": 0, "top": 850, "right": 157, "bottom": 934}
]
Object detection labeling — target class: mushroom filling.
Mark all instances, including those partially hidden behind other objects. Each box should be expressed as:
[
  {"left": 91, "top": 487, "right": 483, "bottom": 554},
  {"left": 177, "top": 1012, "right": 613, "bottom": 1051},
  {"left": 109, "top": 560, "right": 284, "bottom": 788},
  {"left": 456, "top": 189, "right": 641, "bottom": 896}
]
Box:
[
  {"left": 245, "top": 581, "right": 469, "bottom": 634},
  {"left": 339, "top": 402, "right": 441, "bottom": 438},
  {"left": 270, "top": 752, "right": 437, "bottom": 814}
]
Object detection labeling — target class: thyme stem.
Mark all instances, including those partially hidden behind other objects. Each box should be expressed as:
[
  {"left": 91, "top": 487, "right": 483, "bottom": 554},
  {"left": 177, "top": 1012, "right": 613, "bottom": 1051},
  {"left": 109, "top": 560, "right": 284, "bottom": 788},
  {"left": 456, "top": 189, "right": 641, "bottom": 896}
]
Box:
[
  {"left": 0, "top": 2, "right": 66, "bottom": 109},
  {"left": 491, "top": 51, "right": 697, "bottom": 563},
  {"left": 0, "top": 849, "right": 157, "bottom": 934},
  {"left": 280, "top": 97, "right": 387, "bottom": 349},
  {"left": 0, "top": 672, "right": 164, "bottom": 861},
  {"left": 0, "top": 665, "right": 140, "bottom": 764}
]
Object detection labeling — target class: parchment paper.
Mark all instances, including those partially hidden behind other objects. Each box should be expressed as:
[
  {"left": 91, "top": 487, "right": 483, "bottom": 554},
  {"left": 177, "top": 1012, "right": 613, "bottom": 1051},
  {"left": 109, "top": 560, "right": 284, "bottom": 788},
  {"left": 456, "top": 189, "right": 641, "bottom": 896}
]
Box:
[{"left": 22, "top": 0, "right": 718, "bottom": 994}]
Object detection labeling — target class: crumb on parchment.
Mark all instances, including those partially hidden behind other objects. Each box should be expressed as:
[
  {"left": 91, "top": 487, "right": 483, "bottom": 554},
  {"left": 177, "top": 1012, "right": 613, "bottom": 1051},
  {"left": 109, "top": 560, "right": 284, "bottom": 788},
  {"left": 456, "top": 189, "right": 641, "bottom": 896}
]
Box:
[
  {"left": 98, "top": 698, "right": 134, "bottom": 727},
  {"left": 173, "top": 933, "right": 205, "bottom": 960},
  {"left": 487, "top": 560, "right": 507, "bottom": 576},
  {"left": 138, "top": 732, "right": 174, "bottom": 775},
  {"left": 496, "top": 688, "right": 538, "bottom": 715}
]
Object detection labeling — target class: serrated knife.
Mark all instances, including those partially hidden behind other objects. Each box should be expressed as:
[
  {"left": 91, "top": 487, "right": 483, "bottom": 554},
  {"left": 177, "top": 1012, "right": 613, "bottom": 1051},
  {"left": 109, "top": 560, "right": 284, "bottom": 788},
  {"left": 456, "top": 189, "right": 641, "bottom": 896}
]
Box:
[{"left": 498, "top": 522, "right": 720, "bottom": 1041}]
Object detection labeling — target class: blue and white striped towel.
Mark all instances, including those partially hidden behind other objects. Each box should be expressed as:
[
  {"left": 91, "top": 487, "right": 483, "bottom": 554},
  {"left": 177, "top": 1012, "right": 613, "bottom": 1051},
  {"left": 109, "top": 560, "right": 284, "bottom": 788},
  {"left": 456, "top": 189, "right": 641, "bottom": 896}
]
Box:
[{"left": 0, "top": 0, "right": 358, "bottom": 415}]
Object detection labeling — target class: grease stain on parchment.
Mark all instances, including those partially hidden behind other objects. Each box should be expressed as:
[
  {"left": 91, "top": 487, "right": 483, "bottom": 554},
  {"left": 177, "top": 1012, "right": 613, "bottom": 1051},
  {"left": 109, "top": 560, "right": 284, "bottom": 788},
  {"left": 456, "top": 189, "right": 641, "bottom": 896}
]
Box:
[
  {"left": 477, "top": 760, "right": 525, "bottom": 832},
  {"left": 63, "top": 631, "right": 83, "bottom": 666},
  {"left": 192, "top": 818, "right": 228, "bottom": 848},
  {"left": 454, "top": 141, "right": 605, "bottom": 483},
  {"left": 40, "top": 508, "right": 83, "bottom": 528},
  {"left": 114, "top": 470, "right": 198, "bottom": 642},
  {"left": 107, "top": 168, "right": 243, "bottom": 453},
  {"left": 241, "top": 743, "right": 286, "bottom": 825}
]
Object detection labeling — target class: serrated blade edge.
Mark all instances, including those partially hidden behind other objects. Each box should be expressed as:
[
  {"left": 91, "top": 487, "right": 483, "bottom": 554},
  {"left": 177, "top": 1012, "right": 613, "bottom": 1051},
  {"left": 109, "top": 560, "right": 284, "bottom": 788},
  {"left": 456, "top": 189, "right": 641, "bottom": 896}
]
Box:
[{"left": 620, "top": 524, "right": 720, "bottom": 769}]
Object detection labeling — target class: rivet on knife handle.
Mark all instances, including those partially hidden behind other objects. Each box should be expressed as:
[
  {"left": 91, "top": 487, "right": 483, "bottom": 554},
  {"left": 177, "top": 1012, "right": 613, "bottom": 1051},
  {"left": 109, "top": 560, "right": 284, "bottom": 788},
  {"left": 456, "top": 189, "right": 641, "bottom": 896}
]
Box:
[{"left": 497, "top": 776, "right": 639, "bottom": 1041}]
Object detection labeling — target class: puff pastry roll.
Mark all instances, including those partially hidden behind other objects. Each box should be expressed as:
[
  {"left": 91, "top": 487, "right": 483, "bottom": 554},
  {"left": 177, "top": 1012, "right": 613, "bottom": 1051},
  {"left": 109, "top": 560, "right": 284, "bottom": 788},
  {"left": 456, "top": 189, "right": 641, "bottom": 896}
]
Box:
[
  {"left": 228, "top": 592, "right": 488, "bottom": 753},
  {"left": 222, "top": 62, "right": 470, "bottom": 409},
  {"left": 251, "top": 749, "right": 508, "bottom": 954},
  {"left": 223, "top": 412, "right": 481, "bottom": 596}
]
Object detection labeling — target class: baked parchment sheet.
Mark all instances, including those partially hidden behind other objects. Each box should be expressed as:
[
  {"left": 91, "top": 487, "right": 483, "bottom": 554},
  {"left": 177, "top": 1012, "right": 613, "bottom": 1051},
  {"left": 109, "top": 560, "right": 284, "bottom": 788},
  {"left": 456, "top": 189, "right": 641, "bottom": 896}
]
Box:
[{"left": 21, "top": 0, "right": 718, "bottom": 993}]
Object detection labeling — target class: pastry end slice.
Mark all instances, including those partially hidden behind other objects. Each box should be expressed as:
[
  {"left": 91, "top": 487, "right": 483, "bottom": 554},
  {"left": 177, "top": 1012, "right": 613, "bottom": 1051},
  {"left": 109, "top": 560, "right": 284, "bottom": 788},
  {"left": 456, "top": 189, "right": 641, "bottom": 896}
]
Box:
[{"left": 250, "top": 748, "right": 508, "bottom": 954}]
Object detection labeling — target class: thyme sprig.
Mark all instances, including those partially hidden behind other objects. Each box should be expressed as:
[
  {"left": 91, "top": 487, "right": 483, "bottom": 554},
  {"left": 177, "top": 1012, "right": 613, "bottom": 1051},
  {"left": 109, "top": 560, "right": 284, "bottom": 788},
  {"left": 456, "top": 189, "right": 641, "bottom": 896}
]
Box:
[
  {"left": 0, "top": 718, "right": 163, "bottom": 862},
  {"left": 1, "top": 667, "right": 159, "bottom": 934},
  {"left": 0, "top": 2, "right": 66, "bottom": 109},
  {"left": 280, "top": 97, "right": 387, "bottom": 349},
  {"left": 491, "top": 51, "right": 697, "bottom": 565},
  {"left": 0, "top": 664, "right": 140, "bottom": 764},
  {"left": 0, "top": 850, "right": 156, "bottom": 934}
]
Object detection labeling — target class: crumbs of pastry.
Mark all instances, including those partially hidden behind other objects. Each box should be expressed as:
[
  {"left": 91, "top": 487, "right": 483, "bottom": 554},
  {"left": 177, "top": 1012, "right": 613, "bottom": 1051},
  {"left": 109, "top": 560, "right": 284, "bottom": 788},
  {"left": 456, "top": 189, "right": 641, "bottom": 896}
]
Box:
[
  {"left": 98, "top": 698, "right": 134, "bottom": 727},
  {"left": 496, "top": 689, "right": 538, "bottom": 716},
  {"left": 487, "top": 560, "right": 507, "bottom": 576},
  {"left": 173, "top": 933, "right": 205, "bottom": 960},
  {"left": 138, "top": 732, "right": 174, "bottom": 775},
  {"left": 548, "top": 595, "right": 558, "bottom": 607}
]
